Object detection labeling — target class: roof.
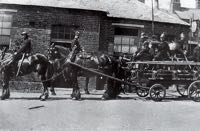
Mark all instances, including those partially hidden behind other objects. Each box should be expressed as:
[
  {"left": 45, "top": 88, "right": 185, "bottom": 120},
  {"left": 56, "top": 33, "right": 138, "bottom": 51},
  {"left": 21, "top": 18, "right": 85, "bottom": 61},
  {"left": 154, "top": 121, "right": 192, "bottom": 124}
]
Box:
[
  {"left": 99, "top": 0, "right": 189, "bottom": 26},
  {"left": 0, "top": 0, "right": 106, "bottom": 12},
  {"left": 0, "top": 0, "right": 190, "bottom": 26},
  {"left": 176, "top": 9, "right": 200, "bottom": 20}
]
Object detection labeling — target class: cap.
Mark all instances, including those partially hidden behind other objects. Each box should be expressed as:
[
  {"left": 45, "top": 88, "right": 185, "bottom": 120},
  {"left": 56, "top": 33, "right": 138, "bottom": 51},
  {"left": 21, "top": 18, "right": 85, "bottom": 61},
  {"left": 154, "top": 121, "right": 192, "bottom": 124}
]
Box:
[
  {"left": 152, "top": 35, "right": 157, "bottom": 39},
  {"left": 21, "top": 31, "right": 28, "bottom": 36},
  {"left": 160, "top": 32, "right": 166, "bottom": 38},
  {"left": 75, "top": 31, "right": 80, "bottom": 36},
  {"left": 143, "top": 41, "right": 149, "bottom": 46}
]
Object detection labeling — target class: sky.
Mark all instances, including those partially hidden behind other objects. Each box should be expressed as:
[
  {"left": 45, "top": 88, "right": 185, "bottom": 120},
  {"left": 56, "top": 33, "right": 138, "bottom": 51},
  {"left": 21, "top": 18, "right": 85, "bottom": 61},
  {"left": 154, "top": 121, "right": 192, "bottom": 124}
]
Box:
[{"left": 145, "top": 0, "right": 196, "bottom": 10}]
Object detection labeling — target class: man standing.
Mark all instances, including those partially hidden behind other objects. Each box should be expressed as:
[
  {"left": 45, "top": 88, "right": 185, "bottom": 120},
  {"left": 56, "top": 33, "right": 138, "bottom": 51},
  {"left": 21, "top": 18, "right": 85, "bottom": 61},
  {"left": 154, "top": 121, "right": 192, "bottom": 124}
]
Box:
[
  {"left": 68, "top": 31, "right": 83, "bottom": 62},
  {"left": 149, "top": 35, "right": 159, "bottom": 57},
  {"left": 193, "top": 42, "right": 200, "bottom": 62}
]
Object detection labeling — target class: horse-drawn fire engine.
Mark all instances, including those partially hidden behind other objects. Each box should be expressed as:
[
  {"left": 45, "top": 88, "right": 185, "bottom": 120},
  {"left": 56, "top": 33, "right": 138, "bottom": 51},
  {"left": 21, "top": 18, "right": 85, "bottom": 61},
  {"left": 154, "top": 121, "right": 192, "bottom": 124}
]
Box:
[{"left": 125, "top": 60, "right": 200, "bottom": 102}]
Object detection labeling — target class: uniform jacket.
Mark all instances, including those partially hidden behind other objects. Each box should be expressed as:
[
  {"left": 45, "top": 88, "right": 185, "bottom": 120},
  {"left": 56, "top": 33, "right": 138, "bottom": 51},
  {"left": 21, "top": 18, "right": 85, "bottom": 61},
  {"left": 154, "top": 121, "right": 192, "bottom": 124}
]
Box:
[
  {"left": 71, "top": 38, "right": 82, "bottom": 54},
  {"left": 17, "top": 38, "right": 31, "bottom": 55},
  {"left": 193, "top": 45, "right": 200, "bottom": 62},
  {"left": 154, "top": 41, "right": 170, "bottom": 61}
]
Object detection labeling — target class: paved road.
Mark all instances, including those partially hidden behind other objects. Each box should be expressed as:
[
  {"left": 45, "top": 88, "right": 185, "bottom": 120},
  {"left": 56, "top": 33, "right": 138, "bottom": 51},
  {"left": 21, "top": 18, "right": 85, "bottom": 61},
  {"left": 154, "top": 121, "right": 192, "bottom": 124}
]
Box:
[{"left": 0, "top": 88, "right": 200, "bottom": 131}]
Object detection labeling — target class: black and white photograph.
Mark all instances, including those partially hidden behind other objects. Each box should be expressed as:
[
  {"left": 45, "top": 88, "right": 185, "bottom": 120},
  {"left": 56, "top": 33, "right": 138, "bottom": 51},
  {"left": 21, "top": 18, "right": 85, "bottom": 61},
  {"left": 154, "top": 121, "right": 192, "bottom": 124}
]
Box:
[{"left": 0, "top": 0, "right": 200, "bottom": 130}]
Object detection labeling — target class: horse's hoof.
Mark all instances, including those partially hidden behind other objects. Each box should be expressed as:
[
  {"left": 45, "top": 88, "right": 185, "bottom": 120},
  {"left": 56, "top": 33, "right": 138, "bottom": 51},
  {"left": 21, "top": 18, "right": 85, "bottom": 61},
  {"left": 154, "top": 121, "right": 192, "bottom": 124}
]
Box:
[
  {"left": 85, "top": 90, "right": 90, "bottom": 94},
  {"left": 39, "top": 95, "right": 42, "bottom": 99},
  {"left": 102, "top": 93, "right": 110, "bottom": 100},
  {"left": 1, "top": 96, "right": 5, "bottom": 100},
  {"left": 51, "top": 92, "right": 56, "bottom": 96},
  {"left": 116, "top": 96, "right": 122, "bottom": 99},
  {"left": 40, "top": 98, "right": 46, "bottom": 101},
  {"left": 40, "top": 95, "right": 46, "bottom": 101},
  {"left": 5, "top": 94, "right": 10, "bottom": 99},
  {"left": 101, "top": 97, "right": 106, "bottom": 100},
  {"left": 45, "top": 94, "right": 49, "bottom": 99}
]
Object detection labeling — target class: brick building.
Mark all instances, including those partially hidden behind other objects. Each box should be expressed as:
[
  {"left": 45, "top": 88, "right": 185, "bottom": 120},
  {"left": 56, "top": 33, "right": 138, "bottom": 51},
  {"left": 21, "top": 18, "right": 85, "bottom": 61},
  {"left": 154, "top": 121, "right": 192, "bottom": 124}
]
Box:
[{"left": 0, "top": 0, "right": 190, "bottom": 56}]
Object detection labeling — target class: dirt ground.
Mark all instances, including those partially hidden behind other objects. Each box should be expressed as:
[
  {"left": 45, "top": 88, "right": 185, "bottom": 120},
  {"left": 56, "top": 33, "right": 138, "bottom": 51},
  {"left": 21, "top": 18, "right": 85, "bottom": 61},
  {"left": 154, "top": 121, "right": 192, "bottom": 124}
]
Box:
[{"left": 0, "top": 87, "right": 200, "bottom": 131}]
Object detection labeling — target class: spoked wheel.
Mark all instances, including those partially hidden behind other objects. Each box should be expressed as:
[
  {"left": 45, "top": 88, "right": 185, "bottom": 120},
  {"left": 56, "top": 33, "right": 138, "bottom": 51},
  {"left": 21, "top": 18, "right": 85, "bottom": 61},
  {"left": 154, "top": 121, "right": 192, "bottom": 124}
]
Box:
[
  {"left": 176, "top": 84, "right": 188, "bottom": 97},
  {"left": 188, "top": 80, "right": 200, "bottom": 102},
  {"left": 136, "top": 87, "right": 149, "bottom": 97},
  {"left": 149, "top": 84, "right": 166, "bottom": 102}
]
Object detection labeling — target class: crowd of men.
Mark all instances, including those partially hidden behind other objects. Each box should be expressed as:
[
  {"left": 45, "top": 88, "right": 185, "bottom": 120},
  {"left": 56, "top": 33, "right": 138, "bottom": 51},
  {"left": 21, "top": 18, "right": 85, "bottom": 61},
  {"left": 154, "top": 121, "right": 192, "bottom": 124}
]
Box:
[{"left": 120, "top": 32, "right": 200, "bottom": 63}]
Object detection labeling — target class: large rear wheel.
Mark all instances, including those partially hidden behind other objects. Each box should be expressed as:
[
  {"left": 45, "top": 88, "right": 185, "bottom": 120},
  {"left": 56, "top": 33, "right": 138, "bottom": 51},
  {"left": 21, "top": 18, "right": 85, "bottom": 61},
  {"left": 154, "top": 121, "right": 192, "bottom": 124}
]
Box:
[
  {"left": 188, "top": 80, "right": 200, "bottom": 102},
  {"left": 176, "top": 84, "right": 188, "bottom": 97},
  {"left": 149, "top": 84, "right": 166, "bottom": 102},
  {"left": 136, "top": 87, "right": 149, "bottom": 97}
]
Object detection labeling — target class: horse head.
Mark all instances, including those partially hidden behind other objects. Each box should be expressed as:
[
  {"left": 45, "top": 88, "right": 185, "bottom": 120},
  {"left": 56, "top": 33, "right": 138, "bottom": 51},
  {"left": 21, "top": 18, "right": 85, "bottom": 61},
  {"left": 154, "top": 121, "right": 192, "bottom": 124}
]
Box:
[{"left": 97, "top": 54, "right": 113, "bottom": 68}]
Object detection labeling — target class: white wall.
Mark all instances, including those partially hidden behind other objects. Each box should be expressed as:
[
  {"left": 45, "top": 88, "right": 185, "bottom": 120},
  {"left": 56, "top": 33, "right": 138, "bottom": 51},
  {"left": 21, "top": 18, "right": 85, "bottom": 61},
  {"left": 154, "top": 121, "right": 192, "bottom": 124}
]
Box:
[{"left": 145, "top": 0, "right": 195, "bottom": 10}]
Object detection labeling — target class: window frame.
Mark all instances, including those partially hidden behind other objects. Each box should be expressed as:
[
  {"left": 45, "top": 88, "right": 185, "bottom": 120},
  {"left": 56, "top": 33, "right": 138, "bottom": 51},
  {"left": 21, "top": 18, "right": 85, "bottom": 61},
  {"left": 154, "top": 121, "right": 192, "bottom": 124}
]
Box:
[{"left": 0, "top": 13, "right": 12, "bottom": 47}]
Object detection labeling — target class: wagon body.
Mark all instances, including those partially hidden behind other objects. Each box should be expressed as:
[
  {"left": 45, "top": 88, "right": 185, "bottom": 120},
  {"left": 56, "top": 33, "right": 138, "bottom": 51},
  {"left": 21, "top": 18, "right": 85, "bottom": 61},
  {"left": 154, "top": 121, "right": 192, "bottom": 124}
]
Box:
[{"left": 127, "top": 61, "right": 200, "bottom": 102}]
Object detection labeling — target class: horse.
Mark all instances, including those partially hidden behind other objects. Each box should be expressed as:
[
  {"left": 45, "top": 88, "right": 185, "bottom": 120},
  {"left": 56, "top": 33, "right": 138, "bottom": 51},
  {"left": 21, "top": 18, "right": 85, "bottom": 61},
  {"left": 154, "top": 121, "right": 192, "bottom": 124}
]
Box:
[
  {"left": 45, "top": 45, "right": 123, "bottom": 100},
  {"left": 0, "top": 50, "right": 51, "bottom": 100},
  {"left": 47, "top": 45, "right": 101, "bottom": 95}
]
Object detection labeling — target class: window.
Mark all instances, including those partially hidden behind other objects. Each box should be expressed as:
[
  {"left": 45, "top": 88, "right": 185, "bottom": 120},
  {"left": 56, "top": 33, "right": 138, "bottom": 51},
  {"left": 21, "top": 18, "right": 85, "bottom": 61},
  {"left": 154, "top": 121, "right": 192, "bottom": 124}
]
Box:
[
  {"left": 51, "top": 25, "right": 75, "bottom": 47},
  {"left": 0, "top": 13, "right": 12, "bottom": 48},
  {"left": 114, "top": 27, "right": 139, "bottom": 54}
]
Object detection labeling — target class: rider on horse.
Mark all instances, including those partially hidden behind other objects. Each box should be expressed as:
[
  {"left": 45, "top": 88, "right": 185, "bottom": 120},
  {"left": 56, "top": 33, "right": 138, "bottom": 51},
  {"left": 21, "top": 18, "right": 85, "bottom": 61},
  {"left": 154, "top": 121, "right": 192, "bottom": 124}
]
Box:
[{"left": 9, "top": 31, "right": 32, "bottom": 65}]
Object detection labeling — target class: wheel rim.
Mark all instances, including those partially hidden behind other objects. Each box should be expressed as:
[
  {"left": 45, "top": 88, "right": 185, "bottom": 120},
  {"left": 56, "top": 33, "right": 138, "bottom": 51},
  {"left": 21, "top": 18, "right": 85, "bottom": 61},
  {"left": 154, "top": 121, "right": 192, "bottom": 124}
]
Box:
[
  {"left": 136, "top": 87, "right": 149, "bottom": 97},
  {"left": 188, "top": 81, "right": 200, "bottom": 102},
  {"left": 176, "top": 85, "right": 188, "bottom": 97},
  {"left": 150, "top": 84, "right": 166, "bottom": 101}
]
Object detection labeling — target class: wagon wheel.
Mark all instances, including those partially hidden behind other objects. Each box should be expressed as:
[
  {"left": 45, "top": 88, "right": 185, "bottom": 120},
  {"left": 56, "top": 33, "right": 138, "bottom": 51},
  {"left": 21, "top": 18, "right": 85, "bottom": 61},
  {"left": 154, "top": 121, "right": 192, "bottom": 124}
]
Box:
[
  {"left": 176, "top": 84, "right": 188, "bottom": 97},
  {"left": 188, "top": 80, "right": 200, "bottom": 102},
  {"left": 149, "top": 84, "right": 166, "bottom": 102},
  {"left": 136, "top": 87, "right": 149, "bottom": 97}
]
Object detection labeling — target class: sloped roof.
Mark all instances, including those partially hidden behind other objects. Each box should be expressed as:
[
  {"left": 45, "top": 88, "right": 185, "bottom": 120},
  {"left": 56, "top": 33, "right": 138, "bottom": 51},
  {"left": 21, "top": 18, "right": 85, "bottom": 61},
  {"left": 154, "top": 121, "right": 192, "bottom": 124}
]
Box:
[
  {"left": 99, "top": 0, "right": 189, "bottom": 26},
  {"left": 176, "top": 9, "right": 200, "bottom": 20},
  {"left": 0, "top": 0, "right": 105, "bottom": 12},
  {"left": 0, "top": 0, "right": 190, "bottom": 26}
]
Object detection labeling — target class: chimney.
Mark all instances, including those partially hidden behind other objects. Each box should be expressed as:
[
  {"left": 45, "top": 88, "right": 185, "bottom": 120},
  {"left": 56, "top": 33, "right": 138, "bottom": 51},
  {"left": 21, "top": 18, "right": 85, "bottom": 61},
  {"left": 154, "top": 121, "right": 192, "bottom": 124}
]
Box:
[
  {"left": 155, "top": 0, "right": 159, "bottom": 9},
  {"left": 170, "top": 0, "right": 181, "bottom": 13},
  {"left": 196, "top": 0, "right": 200, "bottom": 9}
]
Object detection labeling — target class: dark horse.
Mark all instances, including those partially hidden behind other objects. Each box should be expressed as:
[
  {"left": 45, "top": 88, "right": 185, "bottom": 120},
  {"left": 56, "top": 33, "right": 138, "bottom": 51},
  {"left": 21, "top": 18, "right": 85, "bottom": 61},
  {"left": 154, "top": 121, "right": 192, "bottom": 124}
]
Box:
[
  {"left": 46, "top": 45, "right": 123, "bottom": 100},
  {"left": 47, "top": 45, "right": 99, "bottom": 95},
  {"left": 0, "top": 50, "right": 50, "bottom": 100}
]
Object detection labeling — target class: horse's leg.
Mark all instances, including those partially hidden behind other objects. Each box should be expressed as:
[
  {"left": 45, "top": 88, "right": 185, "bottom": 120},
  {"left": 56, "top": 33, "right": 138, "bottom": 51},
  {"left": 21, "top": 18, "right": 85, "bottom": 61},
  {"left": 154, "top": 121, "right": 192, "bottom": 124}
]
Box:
[
  {"left": 70, "top": 70, "right": 81, "bottom": 100},
  {"left": 1, "top": 70, "right": 10, "bottom": 100},
  {"left": 84, "top": 77, "right": 90, "bottom": 94},
  {"left": 47, "top": 64, "right": 56, "bottom": 96},
  {"left": 50, "top": 84, "right": 56, "bottom": 96},
  {"left": 40, "top": 75, "right": 49, "bottom": 101}
]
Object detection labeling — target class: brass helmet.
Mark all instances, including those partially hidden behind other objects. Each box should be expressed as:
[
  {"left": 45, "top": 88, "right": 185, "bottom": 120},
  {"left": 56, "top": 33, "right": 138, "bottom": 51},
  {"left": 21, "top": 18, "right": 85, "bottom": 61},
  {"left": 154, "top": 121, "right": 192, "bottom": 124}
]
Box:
[
  {"left": 75, "top": 31, "right": 80, "bottom": 36},
  {"left": 141, "top": 32, "right": 148, "bottom": 39},
  {"left": 160, "top": 32, "right": 166, "bottom": 41},
  {"left": 160, "top": 32, "right": 166, "bottom": 38},
  {"left": 21, "top": 31, "right": 28, "bottom": 36}
]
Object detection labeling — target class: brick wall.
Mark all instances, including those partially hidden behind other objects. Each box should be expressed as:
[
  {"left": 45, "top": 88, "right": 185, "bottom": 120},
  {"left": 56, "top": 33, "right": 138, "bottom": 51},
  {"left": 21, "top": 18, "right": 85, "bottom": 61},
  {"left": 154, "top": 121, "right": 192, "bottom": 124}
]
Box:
[
  {"left": 112, "top": 18, "right": 190, "bottom": 39},
  {"left": 0, "top": 4, "right": 107, "bottom": 54}
]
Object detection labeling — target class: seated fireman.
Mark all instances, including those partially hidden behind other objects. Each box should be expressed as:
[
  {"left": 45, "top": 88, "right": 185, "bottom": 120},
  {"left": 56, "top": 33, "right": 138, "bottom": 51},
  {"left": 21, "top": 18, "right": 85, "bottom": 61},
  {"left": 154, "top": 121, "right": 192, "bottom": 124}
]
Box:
[
  {"left": 154, "top": 33, "right": 170, "bottom": 61},
  {"left": 149, "top": 35, "right": 159, "bottom": 57},
  {"left": 175, "top": 33, "right": 187, "bottom": 58},
  {"left": 133, "top": 41, "right": 153, "bottom": 61}
]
